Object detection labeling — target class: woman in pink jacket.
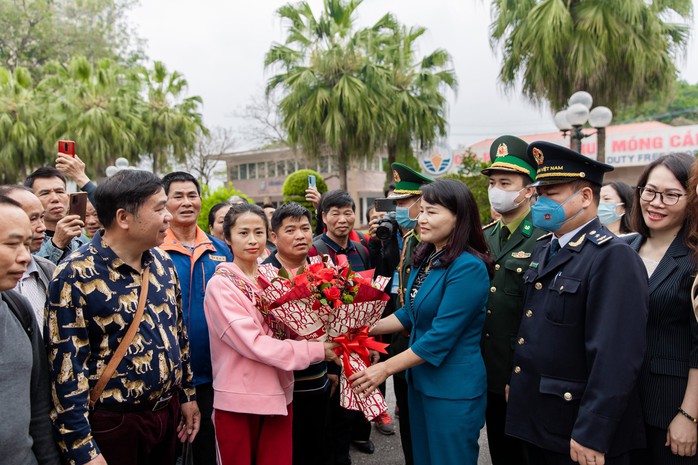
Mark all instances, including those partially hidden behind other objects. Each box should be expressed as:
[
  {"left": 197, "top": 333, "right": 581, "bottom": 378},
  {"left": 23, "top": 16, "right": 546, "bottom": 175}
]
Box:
[{"left": 204, "top": 203, "right": 338, "bottom": 465}]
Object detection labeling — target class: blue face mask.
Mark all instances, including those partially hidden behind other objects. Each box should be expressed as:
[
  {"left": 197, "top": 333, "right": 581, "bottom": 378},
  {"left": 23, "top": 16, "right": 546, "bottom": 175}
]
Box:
[
  {"left": 597, "top": 202, "right": 624, "bottom": 226},
  {"left": 395, "top": 198, "right": 420, "bottom": 229},
  {"left": 531, "top": 190, "right": 584, "bottom": 232}
]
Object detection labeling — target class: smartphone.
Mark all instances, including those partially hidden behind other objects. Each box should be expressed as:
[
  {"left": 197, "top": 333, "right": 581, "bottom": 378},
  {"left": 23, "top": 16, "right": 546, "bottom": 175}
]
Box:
[
  {"left": 68, "top": 192, "right": 88, "bottom": 222},
  {"left": 374, "top": 198, "right": 397, "bottom": 212},
  {"left": 307, "top": 175, "right": 316, "bottom": 189},
  {"left": 58, "top": 140, "right": 75, "bottom": 157}
]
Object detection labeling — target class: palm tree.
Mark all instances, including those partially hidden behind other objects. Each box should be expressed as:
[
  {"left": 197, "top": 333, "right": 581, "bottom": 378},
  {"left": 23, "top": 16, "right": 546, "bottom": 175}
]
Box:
[
  {"left": 140, "top": 61, "right": 205, "bottom": 175},
  {"left": 490, "top": 0, "right": 693, "bottom": 110},
  {"left": 371, "top": 23, "right": 457, "bottom": 173},
  {"left": 0, "top": 66, "right": 43, "bottom": 182},
  {"left": 265, "top": 0, "right": 393, "bottom": 190},
  {"left": 38, "top": 56, "right": 142, "bottom": 178}
]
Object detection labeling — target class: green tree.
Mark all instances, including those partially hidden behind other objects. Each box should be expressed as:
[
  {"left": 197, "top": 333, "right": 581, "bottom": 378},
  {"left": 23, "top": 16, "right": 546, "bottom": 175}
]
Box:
[
  {"left": 38, "top": 56, "right": 143, "bottom": 178},
  {"left": 197, "top": 183, "right": 252, "bottom": 233},
  {"left": 372, "top": 22, "right": 457, "bottom": 179},
  {"left": 0, "top": 0, "right": 142, "bottom": 75},
  {"left": 0, "top": 66, "right": 42, "bottom": 182},
  {"left": 490, "top": 0, "right": 693, "bottom": 110},
  {"left": 614, "top": 79, "right": 698, "bottom": 124},
  {"left": 265, "top": 0, "right": 392, "bottom": 190},
  {"left": 282, "top": 169, "right": 328, "bottom": 228},
  {"left": 445, "top": 149, "right": 491, "bottom": 225},
  {"left": 140, "top": 61, "right": 206, "bottom": 175}
]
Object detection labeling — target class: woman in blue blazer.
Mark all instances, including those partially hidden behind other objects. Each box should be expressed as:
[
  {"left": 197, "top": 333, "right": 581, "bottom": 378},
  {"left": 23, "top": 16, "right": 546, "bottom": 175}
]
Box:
[{"left": 350, "top": 179, "right": 493, "bottom": 465}]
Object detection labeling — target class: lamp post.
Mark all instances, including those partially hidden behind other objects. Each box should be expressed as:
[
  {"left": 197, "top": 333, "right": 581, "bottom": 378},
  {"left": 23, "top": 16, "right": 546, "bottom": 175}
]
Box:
[
  {"left": 105, "top": 157, "right": 131, "bottom": 177},
  {"left": 553, "top": 91, "right": 613, "bottom": 164}
]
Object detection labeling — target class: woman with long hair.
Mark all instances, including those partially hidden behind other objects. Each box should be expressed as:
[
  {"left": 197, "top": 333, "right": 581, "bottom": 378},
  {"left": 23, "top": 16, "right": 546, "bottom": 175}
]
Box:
[
  {"left": 204, "top": 203, "right": 338, "bottom": 465},
  {"left": 349, "top": 178, "right": 493, "bottom": 465},
  {"left": 628, "top": 153, "right": 698, "bottom": 464}
]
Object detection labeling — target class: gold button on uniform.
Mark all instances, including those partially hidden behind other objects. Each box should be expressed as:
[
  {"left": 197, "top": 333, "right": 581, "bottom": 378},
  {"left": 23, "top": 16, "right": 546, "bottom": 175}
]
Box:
[
  {"left": 516, "top": 267, "right": 522, "bottom": 273},
  {"left": 495, "top": 264, "right": 501, "bottom": 271},
  {"left": 485, "top": 333, "right": 490, "bottom": 338},
  {"left": 487, "top": 309, "right": 492, "bottom": 315},
  {"left": 518, "top": 337, "right": 525, "bottom": 345},
  {"left": 525, "top": 310, "right": 533, "bottom": 317},
  {"left": 535, "top": 282, "right": 543, "bottom": 290},
  {"left": 564, "top": 392, "right": 573, "bottom": 401},
  {"left": 490, "top": 286, "right": 496, "bottom": 293},
  {"left": 514, "top": 366, "right": 521, "bottom": 374}
]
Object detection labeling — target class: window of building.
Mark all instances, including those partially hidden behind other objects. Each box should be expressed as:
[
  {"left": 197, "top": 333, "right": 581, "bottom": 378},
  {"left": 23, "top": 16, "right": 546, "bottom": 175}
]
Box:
[
  {"left": 240, "top": 163, "right": 248, "bottom": 180},
  {"left": 257, "top": 162, "right": 266, "bottom": 179},
  {"left": 248, "top": 162, "right": 256, "bottom": 179},
  {"left": 277, "top": 160, "right": 286, "bottom": 178},
  {"left": 268, "top": 162, "right": 276, "bottom": 178},
  {"left": 229, "top": 164, "right": 239, "bottom": 181}
]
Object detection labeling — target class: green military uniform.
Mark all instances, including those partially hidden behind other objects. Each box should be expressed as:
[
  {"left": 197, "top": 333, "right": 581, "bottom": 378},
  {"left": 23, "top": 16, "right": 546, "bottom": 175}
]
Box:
[{"left": 480, "top": 135, "right": 546, "bottom": 465}]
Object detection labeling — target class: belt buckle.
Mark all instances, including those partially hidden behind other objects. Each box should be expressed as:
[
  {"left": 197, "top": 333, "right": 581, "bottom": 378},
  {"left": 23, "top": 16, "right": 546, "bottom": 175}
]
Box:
[{"left": 152, "top": 394, "right": 172, "bottom": 412}]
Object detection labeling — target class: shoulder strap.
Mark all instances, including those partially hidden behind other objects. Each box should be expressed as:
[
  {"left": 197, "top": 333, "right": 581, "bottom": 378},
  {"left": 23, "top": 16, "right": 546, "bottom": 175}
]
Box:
[
  {"left": 312, "top": 238, "right": 332, "bottom": 258},
  {"left": 2, "top": 290, "right": 34, "bottom": 338},
  {"left": 89, "top": 267, "right": 150, "bottom": 408},
  {"left": 34, "top": 257, "right": 56, "bottom": 282}
]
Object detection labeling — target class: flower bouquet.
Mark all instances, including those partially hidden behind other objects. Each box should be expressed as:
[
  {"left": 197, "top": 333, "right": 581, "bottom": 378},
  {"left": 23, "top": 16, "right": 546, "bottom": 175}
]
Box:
[{"left": 258, "top": 255, "right": 391, "bottom": 420}]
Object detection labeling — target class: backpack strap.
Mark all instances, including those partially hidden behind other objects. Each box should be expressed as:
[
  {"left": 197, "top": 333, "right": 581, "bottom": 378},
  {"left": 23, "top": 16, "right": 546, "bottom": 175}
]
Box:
[
  {"left": 2, "top": 290, "right": 34, "bottom": 338},
  {"left": 312, "top": 237, "right": 370, "bottom": 269}
]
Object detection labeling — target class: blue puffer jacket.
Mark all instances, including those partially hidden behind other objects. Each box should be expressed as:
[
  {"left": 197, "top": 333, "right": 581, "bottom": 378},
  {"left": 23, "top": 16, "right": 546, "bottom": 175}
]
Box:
[{"left": 161, "top": 227, "right": 232, "bottom": 386}]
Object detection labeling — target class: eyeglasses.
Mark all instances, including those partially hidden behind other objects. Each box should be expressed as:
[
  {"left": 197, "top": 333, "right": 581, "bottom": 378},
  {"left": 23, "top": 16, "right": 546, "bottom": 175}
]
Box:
[{"left": 637, "top": 187, "right": 686, "bottom": 206}]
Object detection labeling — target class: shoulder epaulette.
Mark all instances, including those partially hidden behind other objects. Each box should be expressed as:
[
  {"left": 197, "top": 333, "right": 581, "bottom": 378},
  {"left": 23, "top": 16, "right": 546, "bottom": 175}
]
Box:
[
  {"left": 586, "top": 229, "right": 614, "bottom": 246},
  {"left": 482, "top": 220, "right": 498, "bottom": 231}
]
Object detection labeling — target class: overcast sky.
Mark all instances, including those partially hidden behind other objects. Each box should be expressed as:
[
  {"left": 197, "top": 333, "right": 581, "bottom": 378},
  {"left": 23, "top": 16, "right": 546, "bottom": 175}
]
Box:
[{"left": 128, "top": 0, "right": 698, "bottom": 149}]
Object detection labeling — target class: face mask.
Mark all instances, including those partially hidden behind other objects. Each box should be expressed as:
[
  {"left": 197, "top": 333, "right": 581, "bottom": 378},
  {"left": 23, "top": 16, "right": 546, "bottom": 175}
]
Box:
[
  {"left": 395, "top": 198, "right": 420, "bottom": 229},
  {"left": 488, "top": 187, "right": 525, "bottom": 213},
  {"left": 531, "top": 190, "right": 584, "bottom": 231},
  {"left": 598, "top": 202, "right": 624, "bottom": 226}
]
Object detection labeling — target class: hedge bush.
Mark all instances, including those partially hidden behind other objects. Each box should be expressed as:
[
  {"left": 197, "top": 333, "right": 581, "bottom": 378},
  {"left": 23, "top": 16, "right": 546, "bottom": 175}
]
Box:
[{"left": 197, "top": 183, "right": 252, "bottom": 233}]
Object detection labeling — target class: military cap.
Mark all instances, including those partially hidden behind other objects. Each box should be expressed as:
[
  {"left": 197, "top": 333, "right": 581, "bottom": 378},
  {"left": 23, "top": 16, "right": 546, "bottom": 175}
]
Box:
[
  {"left": 528, "top": 141, "right": 613, "bottom": 187},
  {"left": 481, "top": 135, "right": 536, "bottom": 182},
  {"left": 389, "top": 162, "right": 433, "bottom": 199}
]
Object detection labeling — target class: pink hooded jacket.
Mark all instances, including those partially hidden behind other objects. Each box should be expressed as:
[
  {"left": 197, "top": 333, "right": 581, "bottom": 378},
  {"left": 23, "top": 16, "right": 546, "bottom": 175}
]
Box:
[{"left": 204, "top": 262, "right": 325, "bottom": 415}]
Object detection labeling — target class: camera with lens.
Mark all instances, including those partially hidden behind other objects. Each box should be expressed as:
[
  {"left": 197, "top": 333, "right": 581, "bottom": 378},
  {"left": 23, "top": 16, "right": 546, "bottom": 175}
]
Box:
[{"left": 376, "top": 213, "right": 398, "bottom": 241}]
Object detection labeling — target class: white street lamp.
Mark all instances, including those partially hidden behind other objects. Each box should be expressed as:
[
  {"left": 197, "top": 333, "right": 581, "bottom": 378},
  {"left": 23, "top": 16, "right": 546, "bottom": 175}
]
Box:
[{"left": 553, "top": 92, "right": 613, "bottom": 163}]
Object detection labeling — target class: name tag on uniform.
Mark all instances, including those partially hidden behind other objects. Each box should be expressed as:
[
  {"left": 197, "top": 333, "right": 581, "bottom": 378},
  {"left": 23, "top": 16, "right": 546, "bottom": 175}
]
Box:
[
  {"left": 511, "top": 251, "right": 531, "bottom": 259},
  {"left": 209, "top": 255, "right": 227, "bottom": 262}
]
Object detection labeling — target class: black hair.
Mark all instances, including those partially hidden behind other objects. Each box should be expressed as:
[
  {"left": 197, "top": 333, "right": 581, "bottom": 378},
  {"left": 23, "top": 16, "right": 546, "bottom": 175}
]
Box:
[
  {"left": 384, "top": 183, "right": 395, "bottom": 198},
  {"left": 412, "top": 179, "right": 493, "bottom": 275},
  {"left": 24, "top": 166, "right": 67, "bottom": 190},
  {"left": 271, "top": 202, "right": 312, "bottom": 233},
  {"left": 631, "top": 153, "right": 694, "bottom": 239},
  {"left": 94, "top": 170, "right": 164, "bottom": 229},
  {"left": 223, "top": 203, "right": 269, "bottom": 242},
  {"left": 0, "top": 194, "right": 22, "bottom": 209},
  {"left": 0, "top": 185, "right": 33, "bottom": 196},
  {"left": 365, "top": 207, "right": 376, "bottom": 224},
  {"left": 162, "top": 171, "right": 201, "bottom": 195},
  {"left": 320, "top": 190, "right": 355, "bottom": 213},
  {"left": 602, "top": 181, "right": 635, "bottom": 234},
  {"left": 207, "top": 201, "right": 231, "bottom": 229}
]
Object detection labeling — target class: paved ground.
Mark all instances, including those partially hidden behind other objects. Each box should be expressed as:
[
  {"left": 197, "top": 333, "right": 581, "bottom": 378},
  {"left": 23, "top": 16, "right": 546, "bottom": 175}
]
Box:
[{"left": 352, "top": 377, "right": 493, "bottom": 465}]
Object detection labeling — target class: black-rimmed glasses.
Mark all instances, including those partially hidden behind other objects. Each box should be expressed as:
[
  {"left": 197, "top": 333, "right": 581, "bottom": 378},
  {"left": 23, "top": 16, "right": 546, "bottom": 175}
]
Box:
[{"left": 637, "top": 186, "right": 686, "bottom": 206}]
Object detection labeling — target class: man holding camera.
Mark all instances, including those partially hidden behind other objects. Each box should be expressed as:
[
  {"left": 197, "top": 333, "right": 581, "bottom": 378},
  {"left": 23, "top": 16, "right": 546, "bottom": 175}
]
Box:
[
  {"left": 369, "top": 163, "right": 433, "bottom": 465},
  {"left": 479, "top": 135, "right": 547, "bottom": 465}
]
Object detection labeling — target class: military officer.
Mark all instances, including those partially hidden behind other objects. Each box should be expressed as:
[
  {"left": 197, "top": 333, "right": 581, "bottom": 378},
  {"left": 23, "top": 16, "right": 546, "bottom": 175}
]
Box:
[
  {"left": 505, "top": 142, "right": 649, "bottom": 465},
  {"left": 480, "top": 135, "right": 547, "bottom": 465}
]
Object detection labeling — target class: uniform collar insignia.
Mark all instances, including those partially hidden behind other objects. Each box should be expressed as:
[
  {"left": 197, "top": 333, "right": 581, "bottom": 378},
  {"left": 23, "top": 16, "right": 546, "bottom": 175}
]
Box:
[{"left": 512, "top": 251, "right": 531, "bottom": 259}]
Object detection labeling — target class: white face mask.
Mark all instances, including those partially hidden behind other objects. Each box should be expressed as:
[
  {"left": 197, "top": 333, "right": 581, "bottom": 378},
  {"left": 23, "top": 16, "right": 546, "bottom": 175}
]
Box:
[{"left": 488, "top": 187, "right": 525, "bottom": 213}]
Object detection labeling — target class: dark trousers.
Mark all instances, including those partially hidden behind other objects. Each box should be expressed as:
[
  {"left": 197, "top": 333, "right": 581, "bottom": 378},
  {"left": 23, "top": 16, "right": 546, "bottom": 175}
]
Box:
[
  {"left": 527, "top": 443, "right": 634, "bottom": 465},
  {"left": 191, "top": 383, "right": 216, "bottom": 465},
  {"left": 394, "top": 374, "right": 413, "bottom": 465},
  {"left": 292, "top": 389, "right": 331, "bottom": 465},
  {"left": 328, "top": 388, "right": 372, "bottom": 465},
  {"left": 630, "top": 424, "right": 698, "bottom": 465},
  {"left": 90, "top": 396, "right": 179, "bottom": 465},
  {"left": 485, "top": 391, "right": 529, "bottom": 465}
]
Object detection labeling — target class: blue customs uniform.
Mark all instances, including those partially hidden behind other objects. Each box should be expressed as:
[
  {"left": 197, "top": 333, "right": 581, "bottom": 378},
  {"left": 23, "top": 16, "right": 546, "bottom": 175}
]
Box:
[{"left": 505, "top": 142, "right": 649, "bottom": 461}]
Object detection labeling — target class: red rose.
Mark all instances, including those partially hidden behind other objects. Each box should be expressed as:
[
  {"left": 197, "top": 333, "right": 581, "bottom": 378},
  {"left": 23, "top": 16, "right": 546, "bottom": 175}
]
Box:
[{"left": 323, "top": 287, "right": 341, "bottom": 301}]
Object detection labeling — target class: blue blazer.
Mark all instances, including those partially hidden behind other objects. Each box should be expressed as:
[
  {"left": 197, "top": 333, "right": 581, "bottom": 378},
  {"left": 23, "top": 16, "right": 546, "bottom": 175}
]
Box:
[{"left": 394, "top": 251, "right": 489, "bottom": 400}]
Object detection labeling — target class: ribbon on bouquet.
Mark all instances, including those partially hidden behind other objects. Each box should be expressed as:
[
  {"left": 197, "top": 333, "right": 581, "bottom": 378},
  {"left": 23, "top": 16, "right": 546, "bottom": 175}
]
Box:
[{"left": 333, "top": 327, "right": 388, "bottom": 377}]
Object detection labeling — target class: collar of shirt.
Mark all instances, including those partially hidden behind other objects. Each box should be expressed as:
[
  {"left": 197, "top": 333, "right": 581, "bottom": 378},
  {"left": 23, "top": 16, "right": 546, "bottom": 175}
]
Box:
[
  {"left": 91, "top": 231, "right": 154, "bottom": 272},
  {"left": 321, "top": 233, "right": 355, "bottom": 253},
  {"left": 556, "top": 218, "right": 596, "bottom": 248},
  {"left": 499, "top": 208, "right": 530, "bottom": 236},
  {"left": 19, "top": 257, "right": 39, "bottom": 282},
  {"left": 161, "top": 226, "right": 215, "bottom": 257}
]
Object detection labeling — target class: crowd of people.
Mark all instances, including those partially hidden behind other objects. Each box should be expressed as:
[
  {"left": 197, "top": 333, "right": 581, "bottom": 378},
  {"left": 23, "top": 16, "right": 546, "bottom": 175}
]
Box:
[{"left": 0, "top": 137, "right": 697, "bottom": 465}]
